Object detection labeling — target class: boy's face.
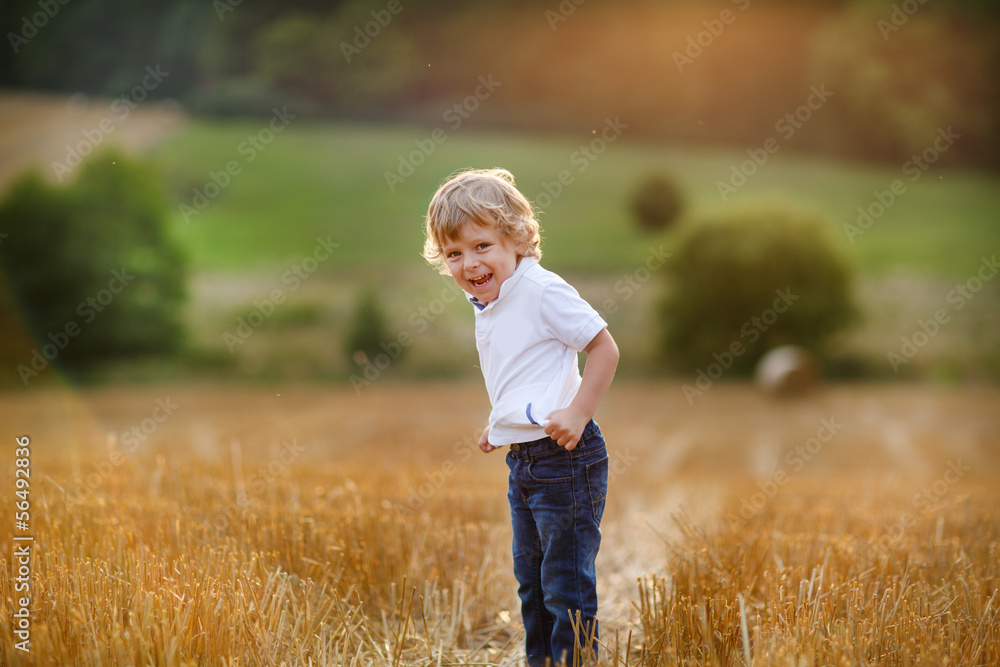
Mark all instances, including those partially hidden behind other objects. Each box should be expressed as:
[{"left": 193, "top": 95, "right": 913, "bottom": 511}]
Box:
[{"left": 442, "top": 221, "right": 520, "bottom": 305}]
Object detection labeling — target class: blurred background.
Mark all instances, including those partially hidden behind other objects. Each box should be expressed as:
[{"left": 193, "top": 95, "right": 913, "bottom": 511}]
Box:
[
  {"left": 0, "top": 0, "right": 997, "bottom": 387},
  {"left": 1, "top": 2, "right": 999, "bottom": 663}
]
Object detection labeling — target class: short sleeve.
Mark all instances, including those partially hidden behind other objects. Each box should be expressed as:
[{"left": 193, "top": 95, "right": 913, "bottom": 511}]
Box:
[{"left": 540, "top": 279, "right": 607, "bottom": 351}]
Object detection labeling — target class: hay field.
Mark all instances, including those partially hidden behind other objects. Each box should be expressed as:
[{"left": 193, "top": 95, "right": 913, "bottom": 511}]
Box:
[{"left": 1, "top": 380, "right": 999, "bottom": 666}]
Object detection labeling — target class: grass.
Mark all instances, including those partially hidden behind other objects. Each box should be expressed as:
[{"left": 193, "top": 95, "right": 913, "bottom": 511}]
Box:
[
  {"left": 1, "top": 381, "right": 998, "bottom": 665},
  {"left": 150, "top": 120, "right": 1000, "bottom": 279}
]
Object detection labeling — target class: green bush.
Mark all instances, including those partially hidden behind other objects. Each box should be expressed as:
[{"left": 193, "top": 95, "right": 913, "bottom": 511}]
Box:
[
  {"left": 0, "top": 149, "right": 187, "bottom": 377},
  {"left": 659, "top": 204, "right": 856, "bottom": 374},
  {"left": 630, "top": 173, "right": 684, "bottom": 232},
  {"left": 345, "top": 288, "right": 394, "bottom": 368}
]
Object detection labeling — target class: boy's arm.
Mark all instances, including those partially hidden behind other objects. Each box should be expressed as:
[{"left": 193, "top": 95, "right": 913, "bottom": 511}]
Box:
[{"left": 544, "top": 327, "right": 619, "bottom": 450}]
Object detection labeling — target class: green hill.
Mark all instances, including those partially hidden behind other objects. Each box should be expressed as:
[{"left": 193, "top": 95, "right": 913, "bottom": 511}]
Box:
[{"left": 151, "top": 120, "right": 999, "bottom": 279}]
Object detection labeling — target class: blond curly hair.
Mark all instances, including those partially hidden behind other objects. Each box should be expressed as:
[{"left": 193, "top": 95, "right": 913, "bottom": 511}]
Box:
[{"left": 423, "top": 168, "right": 542, "bottom": 274}]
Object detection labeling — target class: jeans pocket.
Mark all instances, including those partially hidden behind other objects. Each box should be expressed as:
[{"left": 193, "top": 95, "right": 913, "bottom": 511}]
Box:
[
  {"left": 585, "top": 454, "right": 609, "bottom": 524},
  {"left": 527, "top": 449, "right": 572, "bottom": 483}
]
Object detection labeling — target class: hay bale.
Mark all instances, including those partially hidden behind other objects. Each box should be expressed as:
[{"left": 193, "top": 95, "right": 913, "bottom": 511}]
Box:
[{"left": 755, "top": 345, "right": 819, "bottom": 395}]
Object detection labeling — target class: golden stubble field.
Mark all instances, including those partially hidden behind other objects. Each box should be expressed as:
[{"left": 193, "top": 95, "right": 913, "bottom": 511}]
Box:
[{"left": 1, "top": 380, "right": 998, "bottom": 666}]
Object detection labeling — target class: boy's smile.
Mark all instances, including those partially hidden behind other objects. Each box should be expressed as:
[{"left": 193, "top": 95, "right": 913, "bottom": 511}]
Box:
[{"left": 442, "top": 222, "right": 520, "bottom": 305}]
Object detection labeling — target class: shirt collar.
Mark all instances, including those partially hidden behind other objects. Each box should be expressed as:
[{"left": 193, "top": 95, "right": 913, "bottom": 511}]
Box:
[{"left": 466, "top": 256, "right": 536, "bottom": 311}]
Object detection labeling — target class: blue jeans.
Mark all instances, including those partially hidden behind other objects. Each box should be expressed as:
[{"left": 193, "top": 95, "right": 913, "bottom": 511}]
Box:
[{"left": 506, "top": 419, "right": 608, "bottom": 666}]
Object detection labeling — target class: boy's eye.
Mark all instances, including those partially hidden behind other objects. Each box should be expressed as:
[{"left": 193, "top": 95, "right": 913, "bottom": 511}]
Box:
[
  {"left": 476, "top": 243, "right": 491, "bottom": 250},
  {"left": 446, "top": 250, "right": 460, "bottom": 258}
]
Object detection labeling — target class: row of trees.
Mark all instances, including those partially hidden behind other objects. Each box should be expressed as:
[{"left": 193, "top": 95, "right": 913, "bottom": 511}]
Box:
[{"left": 2, "top": 0, "right": 998, "bottom": 166}]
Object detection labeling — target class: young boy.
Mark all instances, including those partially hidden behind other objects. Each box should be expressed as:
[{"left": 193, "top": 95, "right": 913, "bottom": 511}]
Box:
[{"left": 423, "top": 168, "right": 619, "bottom": 666}]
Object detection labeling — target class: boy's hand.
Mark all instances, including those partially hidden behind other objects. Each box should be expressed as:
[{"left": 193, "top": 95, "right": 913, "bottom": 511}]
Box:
[
  {"left": 478, "top": 426, "right": 496, "bottom": 453},
  {"left": 544, "top": 407, "right": 589, "bottom": 451}
]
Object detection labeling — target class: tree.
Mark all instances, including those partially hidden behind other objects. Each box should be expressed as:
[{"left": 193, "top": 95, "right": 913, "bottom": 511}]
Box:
[
  {"left": 0, "top": 148, "right": 187, "bottom": 379},
  {"left": 659, "top": 204, "right": 856, "bottom": 374},
  {"left": 630, "top": 173, "right": 684, "bottom": 232}
]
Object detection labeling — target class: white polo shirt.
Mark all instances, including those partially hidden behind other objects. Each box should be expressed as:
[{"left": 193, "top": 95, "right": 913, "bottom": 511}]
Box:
[{"left": 466, "top": 257, "right": 607, "bottom": 447}]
